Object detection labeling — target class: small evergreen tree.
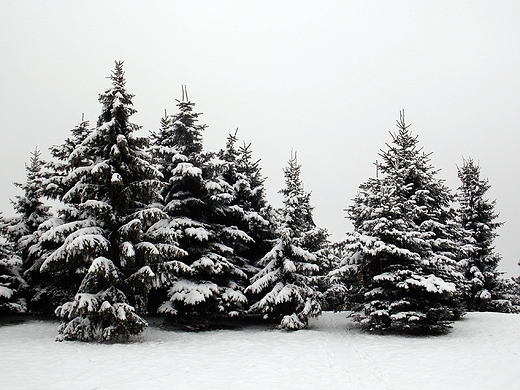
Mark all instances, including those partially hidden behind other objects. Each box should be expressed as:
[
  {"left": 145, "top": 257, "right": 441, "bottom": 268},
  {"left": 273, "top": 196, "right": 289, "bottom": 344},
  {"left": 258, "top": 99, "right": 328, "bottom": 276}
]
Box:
[
  {"left": 321, "top": 241, "right": 348, "bottom": 312},
  {"left": 17, "top": 119, "right": 95, "bottom": 314},
  {"left": 7, "top": 148, "right": 53, "bottom": 263},
  {"left": 497, "top": 271, "right": 520, "bottom": 313},
  {"left": 333, "top": 111, "right": 465, "bottom": 334},
  {"left": 246, "top": 152, "right": 326, "bottom": 330},
  {"left": 0, "top": 218, "right": 26, "bottom": 314},
  {"left": 2, "top": 149, "right": 55, "bottom": 313},
  {"left": 55, "top": 257, "right": 149, "bottom": 341},
  {"left": 217, "top": 130, "right": 275, "bottom": 275},
  {"left": 456, "top": 157, "right": 510, "bottom": 312},
  {"left": 41, "top": 61, "right": 163, "bottom": 341}
]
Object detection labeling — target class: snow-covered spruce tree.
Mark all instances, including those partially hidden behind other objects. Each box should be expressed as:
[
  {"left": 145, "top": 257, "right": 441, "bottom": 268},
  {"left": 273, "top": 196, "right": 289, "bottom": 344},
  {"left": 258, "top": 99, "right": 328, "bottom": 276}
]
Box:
[
  {"left": 497, "top": 273, "right": 520, "bottom": 312},
  {"left": 6, "top": 148, "right": 53, "bottom": 264},
  {"left": 456, "top": 157, "right": 510, "bottom": 312},
  {"left": 245, "top": 152, "right": 326, "bottom": 330},
  {"left": 149, "top": 91, "right": 250, "bottom": 326},
  {"left": 14, "top": 119, "right": 95, "bottom": 314},
  {"left": 41, "top": 61, "right": 163, "bottom": 341},
  {"left": 217, "top": 130, "right": 275, "bottom": 276},
  {"left": 0, "top": 216, "right": 26, "bottom": 314},
  {"left": 278, "top": 152, "right": 329, "bottom": 254},
  {"left": 277, "top": 152, "right": 335, "bottom": 306},
  {"left": 321, "top": 241, "right": 349, "bottom": 312},
  {"left": 2, "top": 148, "right": 53, "bottom": 313},
  {"left": 333, "top": 111, "right": 465, "bottom": 334}
]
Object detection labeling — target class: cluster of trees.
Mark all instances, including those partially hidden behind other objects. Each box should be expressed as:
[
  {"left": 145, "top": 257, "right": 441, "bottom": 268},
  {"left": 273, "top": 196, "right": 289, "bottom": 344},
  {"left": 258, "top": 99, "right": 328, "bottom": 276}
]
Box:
[
  {"left": 0, "top": 62, "right": 518, "bottom": 341},
  {"left": 328, "top": 113, "right": 519, "bottom": 333}
]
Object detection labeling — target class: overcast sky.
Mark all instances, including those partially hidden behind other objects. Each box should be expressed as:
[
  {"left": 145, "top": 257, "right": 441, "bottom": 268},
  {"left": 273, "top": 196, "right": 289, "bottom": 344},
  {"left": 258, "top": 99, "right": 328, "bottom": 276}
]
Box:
[{"left": 1, "top": 1, "right": 519, "bottom": 275}]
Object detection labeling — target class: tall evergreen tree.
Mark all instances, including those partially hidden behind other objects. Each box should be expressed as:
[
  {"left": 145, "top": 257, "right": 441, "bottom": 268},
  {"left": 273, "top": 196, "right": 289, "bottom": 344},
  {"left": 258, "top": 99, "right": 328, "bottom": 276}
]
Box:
[
  {"left": 246, "top": 152, "right": 326, "bottom": 330},
  {"left": 456, "top": 157, "right": 508, "bottom": 311},
  {"left": 332, "top": 111, "right": 465, "bottom": 334},
  {"left": 40, "top": 61, "right": 163, "bottom": 341},
  {"left": 149, "top": 91, "right": 250, "bottom": 326}
]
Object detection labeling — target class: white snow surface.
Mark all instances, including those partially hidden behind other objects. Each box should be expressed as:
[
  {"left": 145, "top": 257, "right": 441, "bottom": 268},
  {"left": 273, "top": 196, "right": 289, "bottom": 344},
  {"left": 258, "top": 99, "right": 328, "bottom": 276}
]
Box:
[{"left": 1, "top": 312, "right": 519, "bottom": 389}]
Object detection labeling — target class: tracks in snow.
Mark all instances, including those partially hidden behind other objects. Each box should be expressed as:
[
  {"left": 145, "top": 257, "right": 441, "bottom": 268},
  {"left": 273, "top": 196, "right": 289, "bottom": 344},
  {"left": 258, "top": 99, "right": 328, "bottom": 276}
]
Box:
[{"left": 317, "top": 312, "right": 396, "bottom": 390}]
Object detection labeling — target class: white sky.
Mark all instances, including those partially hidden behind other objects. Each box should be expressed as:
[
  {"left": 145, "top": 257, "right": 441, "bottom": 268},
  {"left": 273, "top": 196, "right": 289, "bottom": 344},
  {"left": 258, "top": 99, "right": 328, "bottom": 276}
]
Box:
[{"left": 1, "top": 1, "right": 519, "bottom": 275}]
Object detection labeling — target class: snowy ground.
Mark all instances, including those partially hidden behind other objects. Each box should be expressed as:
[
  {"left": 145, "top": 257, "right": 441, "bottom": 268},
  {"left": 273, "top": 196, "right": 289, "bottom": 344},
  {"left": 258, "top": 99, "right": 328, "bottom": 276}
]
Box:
[{"left": 1, "top": 312, "right": 519, "bottom": 390}]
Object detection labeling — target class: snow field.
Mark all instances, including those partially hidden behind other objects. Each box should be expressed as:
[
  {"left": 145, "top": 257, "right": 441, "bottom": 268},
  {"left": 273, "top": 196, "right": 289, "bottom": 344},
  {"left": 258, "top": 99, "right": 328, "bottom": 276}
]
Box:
[{"left": 1, "top": 312, "right": 519, "bottom": 389}]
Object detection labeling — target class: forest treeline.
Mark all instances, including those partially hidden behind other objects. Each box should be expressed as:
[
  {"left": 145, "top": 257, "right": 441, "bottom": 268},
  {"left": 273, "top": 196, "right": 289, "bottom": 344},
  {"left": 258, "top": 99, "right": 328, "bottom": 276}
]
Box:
[{"left": 1, "top": 61, "right": 519, "bottom": 341}]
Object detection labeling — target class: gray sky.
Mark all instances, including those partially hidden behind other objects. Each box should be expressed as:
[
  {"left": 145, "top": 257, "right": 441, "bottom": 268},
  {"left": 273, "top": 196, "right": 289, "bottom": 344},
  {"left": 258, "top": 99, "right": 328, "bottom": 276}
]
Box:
[{"left": 1, "top": 1, "right": 519, "bottom": 276}]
